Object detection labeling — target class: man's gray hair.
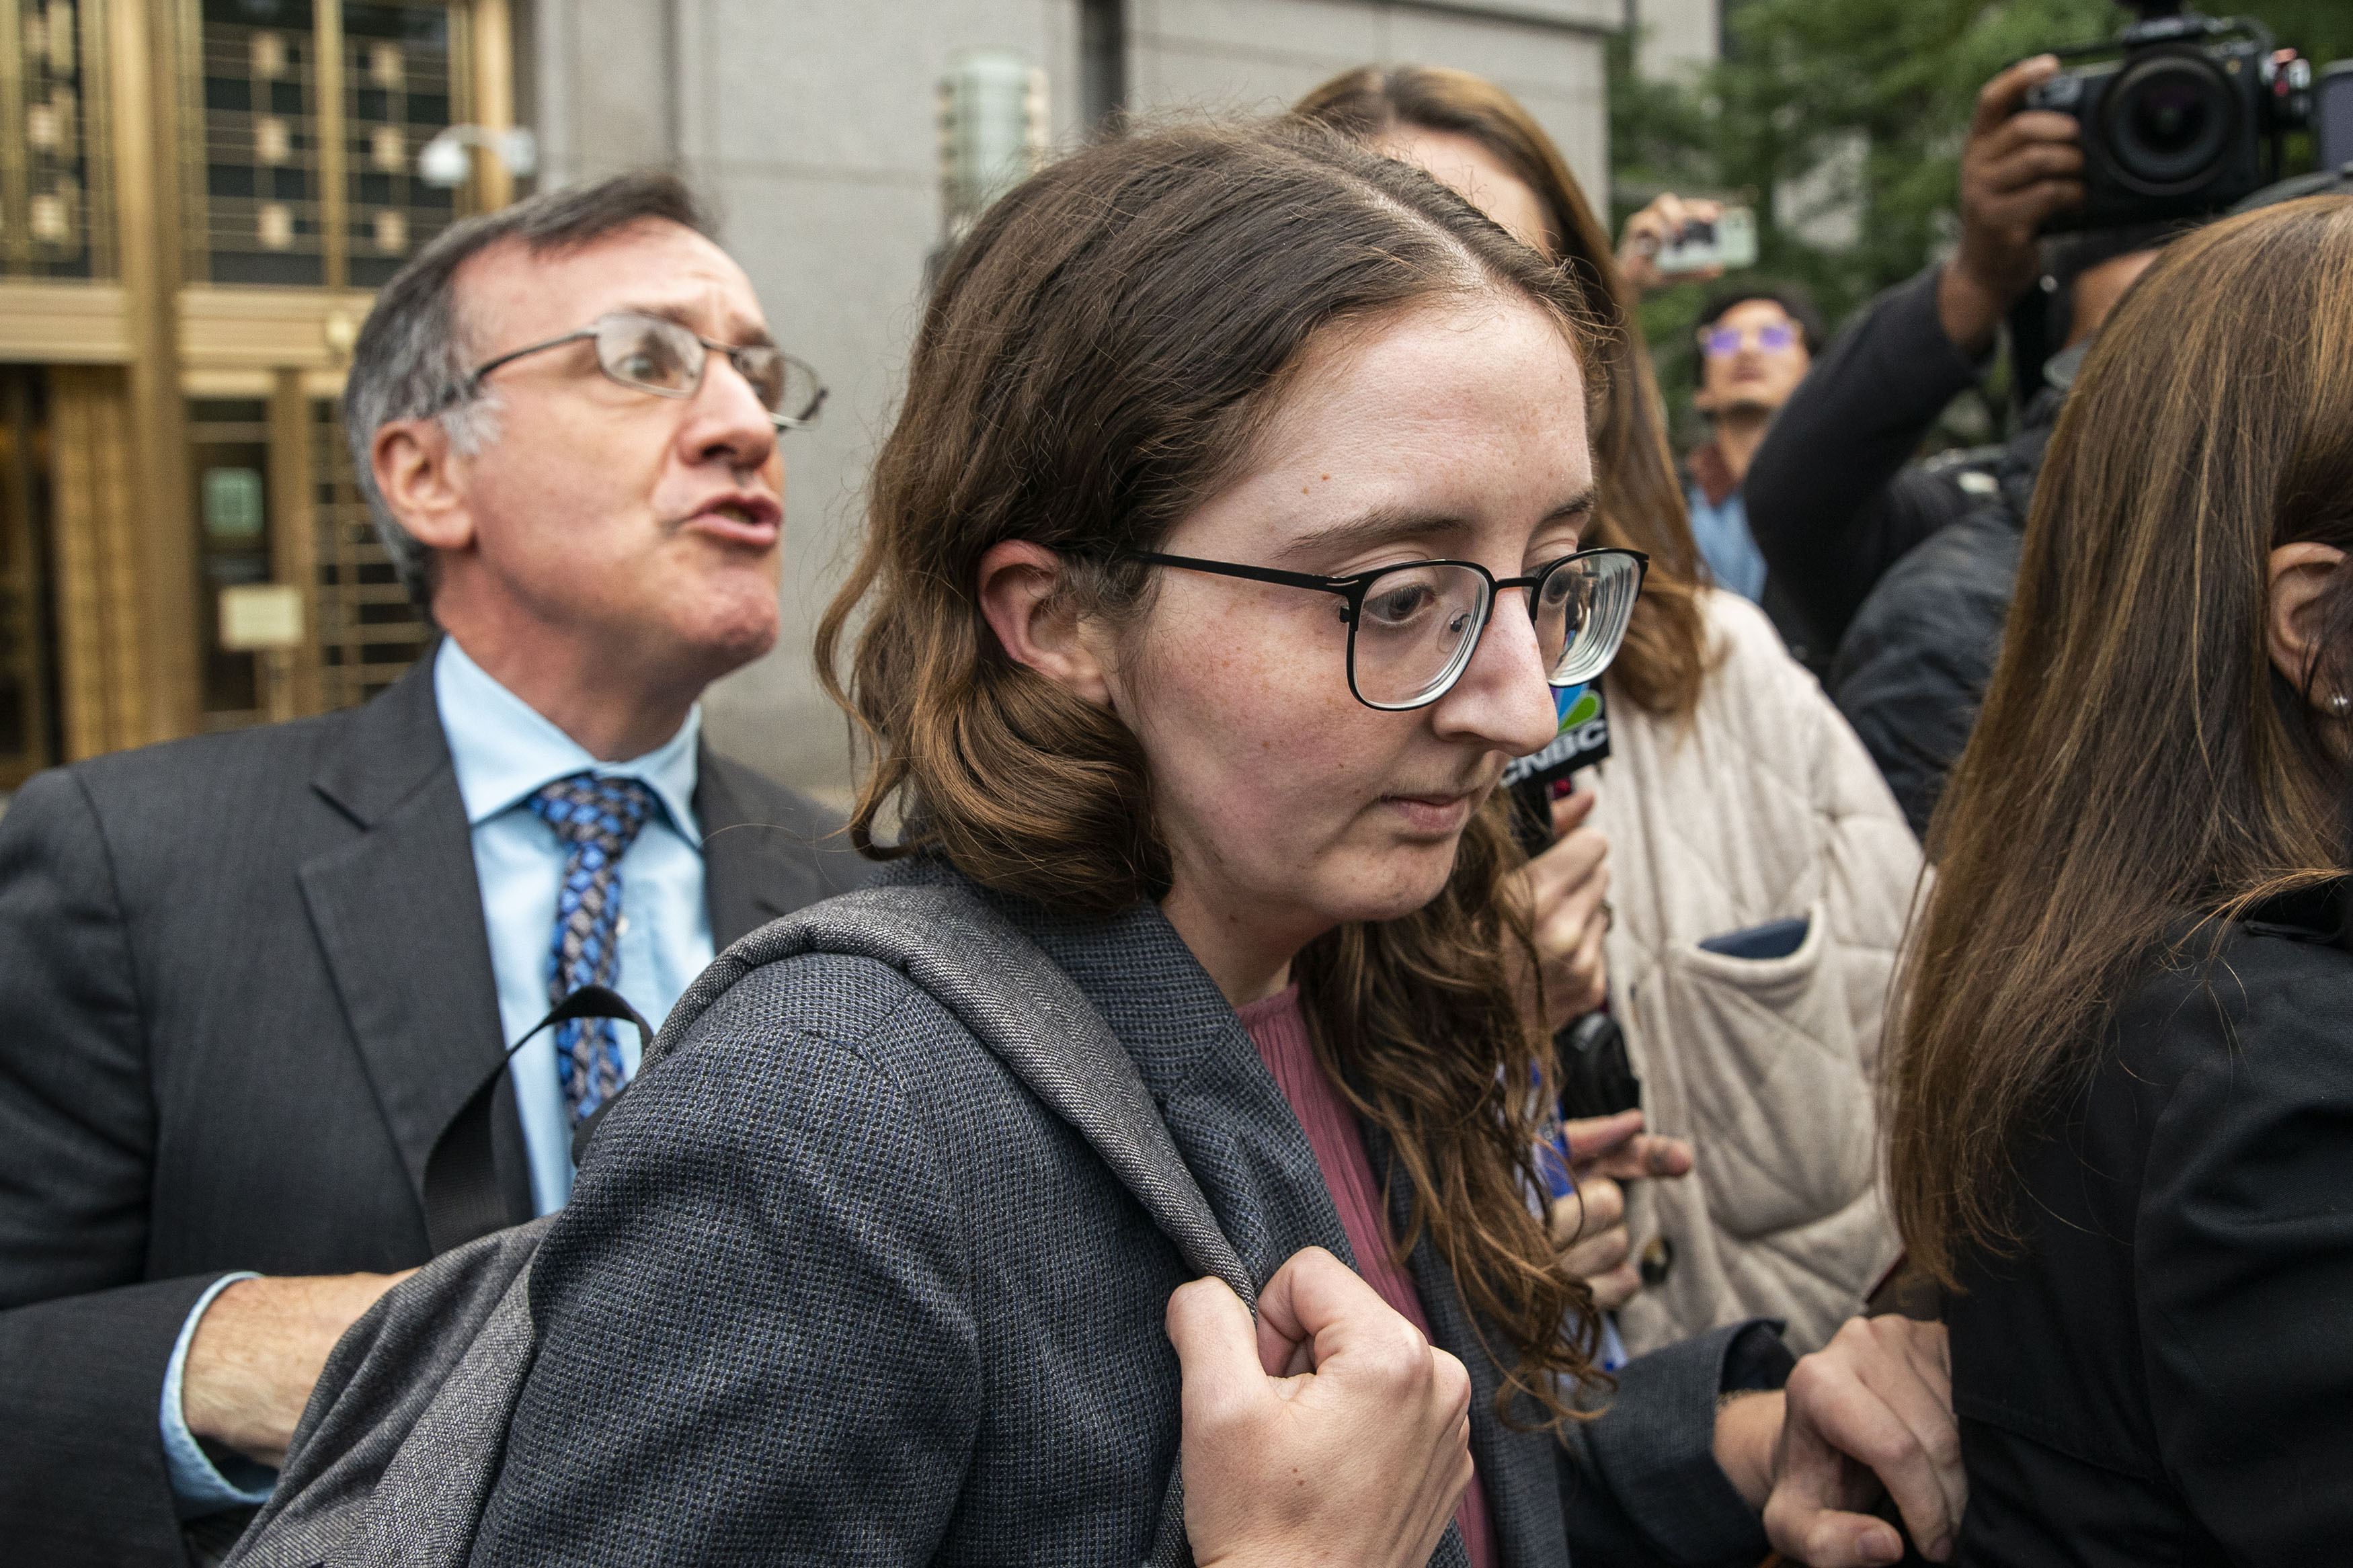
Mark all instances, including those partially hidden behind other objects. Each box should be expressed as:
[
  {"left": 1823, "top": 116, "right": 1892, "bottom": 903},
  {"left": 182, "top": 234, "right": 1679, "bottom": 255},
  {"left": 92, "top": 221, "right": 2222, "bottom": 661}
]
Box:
[{"left": 341, "top": 171, "right": 718, "bottom": 613}]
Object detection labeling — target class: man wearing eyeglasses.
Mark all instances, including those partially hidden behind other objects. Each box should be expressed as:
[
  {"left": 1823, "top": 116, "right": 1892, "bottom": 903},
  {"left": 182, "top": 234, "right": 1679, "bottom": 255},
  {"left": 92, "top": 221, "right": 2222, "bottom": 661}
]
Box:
[
  {"left": 0, "top": 173, "right": 866, "bottom": 1565},
  {"left": 1681, "top": 284, "right": 1825, "bottom": 614}
]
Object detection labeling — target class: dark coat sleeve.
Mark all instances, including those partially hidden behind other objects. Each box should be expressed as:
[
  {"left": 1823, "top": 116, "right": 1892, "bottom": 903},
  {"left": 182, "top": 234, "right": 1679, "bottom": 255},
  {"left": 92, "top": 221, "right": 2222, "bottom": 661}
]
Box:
[
  {"left": 1558, "top": 1322, "right": 1791, "bottom": 1567},
  {"left": 0, "top": 768, "right": 226, "bottom": 1567},
  {"left": 1827, "top": 511, "right": 2022, "bottom": 837},
  {"left": 2130, "top": 960, "right": 2353, "bottom": 1558},
  {"left": 1957, "top": 942, "right": 2353, "bottom": 1565},
  {"left": 471, "top": 973, "right": 982, "bottom": 1565},
  {"left": 1744, "top": 264, "right": 1985, "bottom": 653}
]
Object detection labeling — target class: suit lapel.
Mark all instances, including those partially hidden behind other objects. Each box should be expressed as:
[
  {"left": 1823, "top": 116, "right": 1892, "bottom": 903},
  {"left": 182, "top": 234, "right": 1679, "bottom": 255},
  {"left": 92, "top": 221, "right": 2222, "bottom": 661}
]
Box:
[
  {"left": 696, "top": 745, "right": 832, "bottom": 944},
  {"left": 299, "top": 658, "right": 508, "bottom": 1206}
]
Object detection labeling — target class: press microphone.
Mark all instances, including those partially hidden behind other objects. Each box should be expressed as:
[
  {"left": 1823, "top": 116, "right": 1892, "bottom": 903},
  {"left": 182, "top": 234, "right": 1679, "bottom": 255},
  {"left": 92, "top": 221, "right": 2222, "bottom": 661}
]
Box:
[{"left": 1508, "top": 682, "right": 1642, "bottom": 1121}]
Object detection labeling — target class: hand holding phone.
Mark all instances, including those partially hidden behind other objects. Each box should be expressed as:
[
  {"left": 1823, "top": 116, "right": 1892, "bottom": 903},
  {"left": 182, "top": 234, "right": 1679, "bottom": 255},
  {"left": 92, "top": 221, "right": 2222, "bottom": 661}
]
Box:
[
  {"left": 1618, "top": 194, "right": 1756, "bottom": 293},
  {"left": 1655, "top": 206, "right": 1758, "bottom": 277}
]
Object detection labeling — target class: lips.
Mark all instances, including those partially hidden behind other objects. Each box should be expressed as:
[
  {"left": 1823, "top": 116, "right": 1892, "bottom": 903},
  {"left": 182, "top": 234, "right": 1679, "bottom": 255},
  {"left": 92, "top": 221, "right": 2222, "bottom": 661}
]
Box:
[
  {"left": 682, "top": 492, "right": 782, "bottom": 548},
  {"left": 1382, "top": 790, "right": 1478, "bottom": 835}
]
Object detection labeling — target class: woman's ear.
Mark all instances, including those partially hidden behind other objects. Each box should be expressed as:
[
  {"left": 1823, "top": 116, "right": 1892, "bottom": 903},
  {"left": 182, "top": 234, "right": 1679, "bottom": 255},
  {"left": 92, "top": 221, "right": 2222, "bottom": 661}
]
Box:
[
  {"left": 976, "top": 540, "right": 1116, "bottom": 707},
  {"left": 2266, "top": 541, "right": 2350, "bottom": 706}
]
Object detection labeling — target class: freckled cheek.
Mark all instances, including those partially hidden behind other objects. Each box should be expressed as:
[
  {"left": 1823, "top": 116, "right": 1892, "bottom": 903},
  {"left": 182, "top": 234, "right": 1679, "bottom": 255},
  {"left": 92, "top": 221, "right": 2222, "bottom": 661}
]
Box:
[{"left": 1145, "top": 597, "right": 1385, "bottom": 819}]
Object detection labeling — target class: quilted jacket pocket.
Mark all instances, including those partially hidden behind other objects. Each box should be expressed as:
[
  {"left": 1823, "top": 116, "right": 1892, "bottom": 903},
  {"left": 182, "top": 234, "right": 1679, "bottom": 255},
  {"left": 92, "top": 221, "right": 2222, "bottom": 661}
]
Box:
[{"left": 1655, "top": 901, "right": 1877, "bottom": 1240}]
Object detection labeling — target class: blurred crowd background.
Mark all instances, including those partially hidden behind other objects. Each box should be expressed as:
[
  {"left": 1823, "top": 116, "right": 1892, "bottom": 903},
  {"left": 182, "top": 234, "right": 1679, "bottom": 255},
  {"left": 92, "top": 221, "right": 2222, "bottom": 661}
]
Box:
[
  {"left": 1, "top": 0, "right": 2344, "bottom": 811},
  {"left": 1611, "top": 0, "right": 2353, "bottom": 446}
]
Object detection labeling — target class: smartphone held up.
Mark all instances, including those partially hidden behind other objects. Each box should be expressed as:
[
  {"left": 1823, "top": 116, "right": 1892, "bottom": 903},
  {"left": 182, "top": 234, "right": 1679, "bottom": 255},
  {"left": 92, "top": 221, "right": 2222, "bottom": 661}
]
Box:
[{"left": 1652, "top": 206, "right": 1757, "bottom": 276}]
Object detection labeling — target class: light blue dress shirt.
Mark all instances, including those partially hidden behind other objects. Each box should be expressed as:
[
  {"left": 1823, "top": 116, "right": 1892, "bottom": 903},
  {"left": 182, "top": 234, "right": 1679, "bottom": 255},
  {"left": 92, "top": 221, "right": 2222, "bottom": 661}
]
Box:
[
  {"left": 437, "top": 636, "right": 716, "bottom": 1216},
  {"left": 161, "top": 637, "right": 715, "bottom": 1514},
  {"left": 1686, "top": 483, "right": 1769, "bottom": 604}
]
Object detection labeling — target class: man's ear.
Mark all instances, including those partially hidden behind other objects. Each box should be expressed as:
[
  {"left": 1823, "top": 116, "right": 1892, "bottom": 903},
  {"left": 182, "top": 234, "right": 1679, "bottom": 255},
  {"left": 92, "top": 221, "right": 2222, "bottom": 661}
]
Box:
[
  {"left": 372, "top": 418, "right": 474, "bottom": 552},
  {"left": 975, "top": 540, "right": 1116, "bottom": 707},
  {"left": 2266, "top": 540, "right": 2350, "bottom": 705}
]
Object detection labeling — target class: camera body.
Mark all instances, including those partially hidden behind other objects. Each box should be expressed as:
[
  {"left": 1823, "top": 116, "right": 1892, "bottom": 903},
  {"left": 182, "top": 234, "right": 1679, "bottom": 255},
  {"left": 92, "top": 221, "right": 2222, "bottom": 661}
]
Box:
[{"left": 2022, "top": 3, "right": 2309, "bottom": 233}]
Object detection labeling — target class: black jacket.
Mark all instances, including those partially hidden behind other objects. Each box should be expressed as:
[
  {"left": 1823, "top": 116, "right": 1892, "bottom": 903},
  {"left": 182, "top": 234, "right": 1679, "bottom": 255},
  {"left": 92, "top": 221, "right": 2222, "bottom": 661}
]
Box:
[
  {"left": 1948, "top": 883, "right": 2353, "bottom": 1565},
  {"left": 1827, "top": 356, "right": 2071, "bottom": 837},
  {"left": 0, "top": 657, "right": 865, "bottom": 1567},
  {"left": 1743, "top": 263, "right": 1989, "bottom": 669}
]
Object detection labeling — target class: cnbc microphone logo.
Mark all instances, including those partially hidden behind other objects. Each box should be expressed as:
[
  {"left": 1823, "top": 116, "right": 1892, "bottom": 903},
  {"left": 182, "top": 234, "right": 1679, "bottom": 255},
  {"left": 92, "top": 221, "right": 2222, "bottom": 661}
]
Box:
[
  {"left": 1501, "top": 682, "right": 1612, "bottom": 786},
  {"left": 1556, "top": 686, "right": 1602, "bottom": 733}
]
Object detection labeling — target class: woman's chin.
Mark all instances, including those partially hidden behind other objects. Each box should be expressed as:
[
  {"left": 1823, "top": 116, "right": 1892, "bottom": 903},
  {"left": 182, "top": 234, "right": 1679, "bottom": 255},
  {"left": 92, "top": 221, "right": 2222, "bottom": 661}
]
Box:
[{"left": 1314, "top": 843, "right": 1464, "bottom": 926}]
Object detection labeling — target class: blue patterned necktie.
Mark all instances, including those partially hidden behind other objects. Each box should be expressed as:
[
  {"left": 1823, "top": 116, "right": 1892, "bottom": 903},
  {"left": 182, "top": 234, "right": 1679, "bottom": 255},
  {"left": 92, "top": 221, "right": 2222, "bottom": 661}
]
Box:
[{"left": 529, "top": 773, "right": 656, "bottom": 1124}]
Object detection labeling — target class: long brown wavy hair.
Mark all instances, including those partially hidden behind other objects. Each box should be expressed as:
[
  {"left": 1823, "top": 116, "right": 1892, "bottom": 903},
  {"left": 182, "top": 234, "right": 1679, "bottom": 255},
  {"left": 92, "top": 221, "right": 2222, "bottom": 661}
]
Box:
[
  {"left": 1295, "top": 65, "right": 1711, "bottom": 716},
  {"left": 817, "top": 118, "right": 1605, "bottom": 1418},
  {"left": 1886, "top": 198, "right": 2353, "bottom": 1288}
]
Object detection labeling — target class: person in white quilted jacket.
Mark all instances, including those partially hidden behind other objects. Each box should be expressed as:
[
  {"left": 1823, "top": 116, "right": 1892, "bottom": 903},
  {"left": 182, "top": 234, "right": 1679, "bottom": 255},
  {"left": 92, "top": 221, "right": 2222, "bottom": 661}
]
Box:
[{"left": 1303, "top": 65, "right": 1924, "bottom": 1356}]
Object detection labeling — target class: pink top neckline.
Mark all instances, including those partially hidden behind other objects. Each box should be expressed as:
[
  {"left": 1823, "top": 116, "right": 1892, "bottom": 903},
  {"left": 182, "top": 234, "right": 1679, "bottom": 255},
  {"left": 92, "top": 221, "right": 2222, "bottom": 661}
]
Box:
[{"left": 1234, "top": 984, "right": 1499, "bottom": 1568}]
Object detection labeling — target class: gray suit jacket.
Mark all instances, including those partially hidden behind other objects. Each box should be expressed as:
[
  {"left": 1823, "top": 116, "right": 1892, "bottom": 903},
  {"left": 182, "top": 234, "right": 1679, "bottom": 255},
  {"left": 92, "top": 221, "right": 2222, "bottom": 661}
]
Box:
[
  {"left": 0, "top": 656, "right": 865, "bottom": 1568},
  {"left": 474, "top": 858, "right": 1783, "bottom": 1567}
]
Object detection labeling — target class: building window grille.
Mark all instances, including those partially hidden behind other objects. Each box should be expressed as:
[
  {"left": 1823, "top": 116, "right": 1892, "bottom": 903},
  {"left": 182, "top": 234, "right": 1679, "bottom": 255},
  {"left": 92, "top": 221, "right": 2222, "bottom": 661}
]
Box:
[
  {"left": 186, "top": 0, "right": 471, "bottom": 288},
  {"left": 1, "top": 0, "right": 112, "bottom": 279},
  {"left": 192, "top": 0, "right": 327, "bottom": 284},
  {"left": 341, "top": 2, "right": 461, "bottom": 285}
]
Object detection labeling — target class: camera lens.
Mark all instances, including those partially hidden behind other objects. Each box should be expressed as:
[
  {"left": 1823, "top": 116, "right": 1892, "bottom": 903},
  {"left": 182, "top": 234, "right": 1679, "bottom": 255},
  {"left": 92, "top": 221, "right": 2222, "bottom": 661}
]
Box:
[{"left": 2102, "top": 52, "right": 2234, "bottom": 194}]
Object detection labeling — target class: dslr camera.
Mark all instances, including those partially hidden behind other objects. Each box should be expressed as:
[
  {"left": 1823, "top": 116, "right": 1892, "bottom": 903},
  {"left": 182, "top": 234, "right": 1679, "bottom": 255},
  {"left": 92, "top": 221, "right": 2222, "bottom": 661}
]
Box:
[{"left": 2024, "top": 0, "right": 2311, "bottom": 231}]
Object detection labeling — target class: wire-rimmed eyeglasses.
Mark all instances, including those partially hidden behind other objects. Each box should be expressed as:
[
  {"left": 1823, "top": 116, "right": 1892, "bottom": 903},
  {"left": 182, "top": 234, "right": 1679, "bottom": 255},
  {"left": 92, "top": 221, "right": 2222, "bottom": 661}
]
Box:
[
  {"left": 1116, "top": 547, "right": 1649, "bottom": 712},
  {"left": 446, "top": 311, "right": 828, "bottom": 430}
]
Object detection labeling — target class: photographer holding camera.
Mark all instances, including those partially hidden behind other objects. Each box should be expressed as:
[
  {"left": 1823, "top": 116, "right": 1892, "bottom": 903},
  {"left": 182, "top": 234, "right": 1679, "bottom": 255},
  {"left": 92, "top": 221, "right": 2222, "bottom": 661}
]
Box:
[
  {"left": 1745, "top": 54, "right": 2174, "bottom": 829},
  {"left": 1751, "top": 5, "right": 2314, "bottom": 831},
  {"left": 1743, "top": 56, "right": 2102, "bottom": 668}
]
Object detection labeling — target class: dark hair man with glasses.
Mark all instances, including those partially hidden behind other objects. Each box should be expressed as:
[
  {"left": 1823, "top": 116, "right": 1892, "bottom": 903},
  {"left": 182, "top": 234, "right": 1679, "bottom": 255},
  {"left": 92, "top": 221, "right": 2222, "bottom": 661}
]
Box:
[
  {"left": 0, "top": 172, "right": 867, "bottom": 1565},
  {"left": 1681, "top": 282, "right": 1825, "bottom": 611}
]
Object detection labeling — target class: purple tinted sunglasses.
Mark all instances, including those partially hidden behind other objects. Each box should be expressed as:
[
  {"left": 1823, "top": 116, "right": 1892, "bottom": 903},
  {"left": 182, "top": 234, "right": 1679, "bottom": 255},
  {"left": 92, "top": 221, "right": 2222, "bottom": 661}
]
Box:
[{"left": 1698, "top": 322, "right": 1798, "bottom": 358}]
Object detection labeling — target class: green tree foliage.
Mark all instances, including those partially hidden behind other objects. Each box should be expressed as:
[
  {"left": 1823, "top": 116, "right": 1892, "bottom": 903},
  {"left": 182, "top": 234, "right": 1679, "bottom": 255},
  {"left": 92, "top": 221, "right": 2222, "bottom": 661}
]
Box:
[{"left": 1613, "top": 0, "right": 2353, "bottom": 444}]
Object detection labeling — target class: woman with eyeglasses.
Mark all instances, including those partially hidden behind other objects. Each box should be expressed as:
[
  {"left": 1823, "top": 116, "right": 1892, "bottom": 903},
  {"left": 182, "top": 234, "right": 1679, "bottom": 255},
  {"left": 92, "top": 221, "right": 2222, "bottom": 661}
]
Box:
[
  {"left": 1888, "top": 197, "right": 2353, "bottom": 1565},
  {"left": 1298, "top": 66, "right": 1922, "bottom": 1364},
  {"left": 468, "top": 120, "right": 1956, "bottom": 1568}
]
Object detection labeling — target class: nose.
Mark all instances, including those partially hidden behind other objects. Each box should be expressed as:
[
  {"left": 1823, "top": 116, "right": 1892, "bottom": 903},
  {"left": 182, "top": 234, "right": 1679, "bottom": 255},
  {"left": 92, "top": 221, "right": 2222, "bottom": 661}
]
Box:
[
  {"left": 1429, "top": 588, "right": 1558, "bottom": 757},
  {"left": 676, "top": 347, "right": 780, "bottom": 481}
]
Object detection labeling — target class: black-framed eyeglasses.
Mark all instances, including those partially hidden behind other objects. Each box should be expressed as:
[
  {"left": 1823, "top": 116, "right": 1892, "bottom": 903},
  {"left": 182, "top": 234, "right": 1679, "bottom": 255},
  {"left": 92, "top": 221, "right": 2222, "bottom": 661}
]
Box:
[
  {"left": 446, "top": 311, "right": 828, "bottom": 429},
  {"left": 1117, "top": 547, "right": 1649, "bottom": 712}
]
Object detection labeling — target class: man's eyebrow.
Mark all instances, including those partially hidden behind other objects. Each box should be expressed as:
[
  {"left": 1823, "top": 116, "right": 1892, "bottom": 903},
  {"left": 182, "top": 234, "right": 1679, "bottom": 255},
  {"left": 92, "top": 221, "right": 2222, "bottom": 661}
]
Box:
[{"left": 617, "top": 301, "right": 777, "bottom": 349}]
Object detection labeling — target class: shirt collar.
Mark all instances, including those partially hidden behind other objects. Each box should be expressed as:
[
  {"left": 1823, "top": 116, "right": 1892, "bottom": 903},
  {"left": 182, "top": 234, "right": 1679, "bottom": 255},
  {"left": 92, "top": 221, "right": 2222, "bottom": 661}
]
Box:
[{"left": 434, "top": 637, "right": 703, "bottom": 839}]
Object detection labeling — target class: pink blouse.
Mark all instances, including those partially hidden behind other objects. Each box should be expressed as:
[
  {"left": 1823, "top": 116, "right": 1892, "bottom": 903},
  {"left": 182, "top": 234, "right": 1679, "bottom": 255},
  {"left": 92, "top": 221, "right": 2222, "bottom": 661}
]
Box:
[{"left": 1236, "top": 984, "right": 1499, "bottom": 1568}]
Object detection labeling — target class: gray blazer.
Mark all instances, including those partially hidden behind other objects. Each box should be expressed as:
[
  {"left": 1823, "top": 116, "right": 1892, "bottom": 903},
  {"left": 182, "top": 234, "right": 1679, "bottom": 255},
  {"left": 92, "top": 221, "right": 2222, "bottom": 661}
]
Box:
[
  {"left": 474, "top": 858, "right": 1785, "bottom": 1566},
  {"left": 0, "top": 656, "right": 865, "bottom": 1568}
]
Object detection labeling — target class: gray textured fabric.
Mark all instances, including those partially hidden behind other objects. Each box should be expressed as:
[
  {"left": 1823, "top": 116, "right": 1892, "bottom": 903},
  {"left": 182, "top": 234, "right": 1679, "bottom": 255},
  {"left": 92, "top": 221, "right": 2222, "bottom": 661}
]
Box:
[
  {"left": 647, "top": 882, "right": 1253, "bottom": 1308},
  {"left": 227, "top": 879, "right": 1237, "bottom": 1568},
  {"left": 468, "top": 857, "right": 1772, "bottom": 1567},
  {"left": 225, "top": 1221, "right": 552, "bottom": 1568}
]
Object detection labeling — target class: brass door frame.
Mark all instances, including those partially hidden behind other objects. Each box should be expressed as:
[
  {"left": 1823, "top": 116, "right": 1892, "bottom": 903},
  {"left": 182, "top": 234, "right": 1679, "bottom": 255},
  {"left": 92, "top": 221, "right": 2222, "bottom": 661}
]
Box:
[{"left": 0, "top": 370, "right": 56, "bottom": 787}]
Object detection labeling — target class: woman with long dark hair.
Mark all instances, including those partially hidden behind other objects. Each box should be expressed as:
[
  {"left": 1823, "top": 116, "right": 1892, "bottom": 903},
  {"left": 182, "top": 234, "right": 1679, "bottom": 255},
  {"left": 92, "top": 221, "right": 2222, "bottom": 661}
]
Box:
[
  {"left": 470, "top": 120, "right": 1954, "bottom": 1568},
  {"left": 1887, "top": 196, "right": 2353, "bottom": 1563},
  {"left": 1300, "top": 67, "right": 1922, "bottom": 1358}
]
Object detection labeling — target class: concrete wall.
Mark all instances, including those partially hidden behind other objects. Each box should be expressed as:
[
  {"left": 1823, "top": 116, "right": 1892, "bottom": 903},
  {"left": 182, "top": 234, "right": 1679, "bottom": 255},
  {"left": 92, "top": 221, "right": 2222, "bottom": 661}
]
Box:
[
  {"left": 1126, "top": 0, "right": 1612, "bottom": 214},
  {"left": 530, "top": 0, "right": 1611, "bottom": 802},
  {"left": 1630, "top": 0, "right": 1718, "bottom": 84}
]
